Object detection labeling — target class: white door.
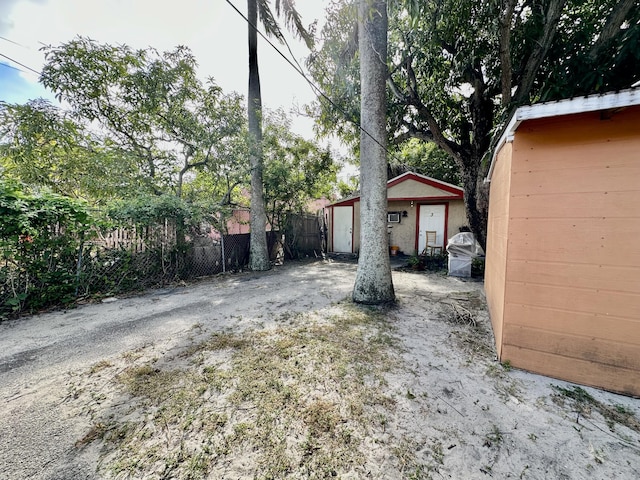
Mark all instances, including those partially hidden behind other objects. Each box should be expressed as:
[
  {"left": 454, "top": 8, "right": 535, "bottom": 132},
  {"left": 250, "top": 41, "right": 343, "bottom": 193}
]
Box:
[
  {"left": 418, "top": 204, "right": 446, "bottom": 253},
  {"left": 333, "top": 206, "right": 353, "bottom": 252}
]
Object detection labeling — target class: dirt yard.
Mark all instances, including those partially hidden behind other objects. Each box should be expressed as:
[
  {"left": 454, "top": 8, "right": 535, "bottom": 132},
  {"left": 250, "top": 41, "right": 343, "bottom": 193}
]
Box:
[{"left": 1, "top": 258, "right": 639, "bottom": 479}]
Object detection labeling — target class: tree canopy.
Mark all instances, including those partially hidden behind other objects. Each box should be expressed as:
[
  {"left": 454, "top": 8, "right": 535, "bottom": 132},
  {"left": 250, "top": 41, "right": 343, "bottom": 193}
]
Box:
[
  {"left": 39, "top": 38, "right": 246, "bottom": 199},
  {"left": 262, "top": 109, "right": 336, "bottom": 228},
  {"left": 0, "top": 99, "right": 145, "bottom": 201},
  {"left": 1, "top": 38, "right": 337, "bottom": 231},
  {"left": 309, "top": 0, "right": 640, "bottom": 248}
]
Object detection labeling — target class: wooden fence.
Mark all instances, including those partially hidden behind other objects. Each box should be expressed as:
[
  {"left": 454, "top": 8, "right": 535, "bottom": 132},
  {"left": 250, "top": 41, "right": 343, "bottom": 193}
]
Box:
[
  {"left": 96, "top": 220, "right": 177, "bottom": 253},
  {"left": 285, "top": 213, "right": 324, "bottom": 258}
]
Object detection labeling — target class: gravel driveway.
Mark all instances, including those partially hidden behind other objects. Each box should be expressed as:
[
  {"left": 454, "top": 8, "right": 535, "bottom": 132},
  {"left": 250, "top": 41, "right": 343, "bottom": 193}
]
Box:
[
  {"left": 1, "top": 261, "right": 356, "bottom": 479},
  {"left": 1, "top": 259, "right": 639, "bottom": 480}
]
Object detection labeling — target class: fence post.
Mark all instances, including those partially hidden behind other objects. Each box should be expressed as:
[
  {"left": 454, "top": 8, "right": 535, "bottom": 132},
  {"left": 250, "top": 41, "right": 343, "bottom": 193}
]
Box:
[
  {"left": 221, "top": 234, "right": 226, "bottom": 273},
  {"left": 74, "top": 233, "right": 85, "bottom": 297}
]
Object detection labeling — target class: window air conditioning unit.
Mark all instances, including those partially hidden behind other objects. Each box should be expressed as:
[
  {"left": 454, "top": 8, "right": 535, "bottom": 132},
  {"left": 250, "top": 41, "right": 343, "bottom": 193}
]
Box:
[{"left": 387, "top": 212, "right": 401, "bottom": 223}]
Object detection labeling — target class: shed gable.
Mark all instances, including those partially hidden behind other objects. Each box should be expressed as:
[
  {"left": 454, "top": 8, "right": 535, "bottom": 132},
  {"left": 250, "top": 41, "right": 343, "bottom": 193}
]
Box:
[
  {"left": 327, "top": 172, "right": 463, "bottom": 207},
  {"left": 387, "top": 178, "right": 458, "bottom": 199}
]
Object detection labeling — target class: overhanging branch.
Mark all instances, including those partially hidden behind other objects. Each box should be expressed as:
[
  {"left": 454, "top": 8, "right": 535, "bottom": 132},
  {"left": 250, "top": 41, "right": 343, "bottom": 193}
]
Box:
[
  {"left": 589, "top": 0, "right": 636, "bottom": 61},
  {"left": 513, "top": 0, "right": 567, "bottom": 104}
]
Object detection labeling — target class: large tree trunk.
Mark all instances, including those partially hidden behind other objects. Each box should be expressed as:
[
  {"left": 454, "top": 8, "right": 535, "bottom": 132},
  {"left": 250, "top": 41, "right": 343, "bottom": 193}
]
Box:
[
  {"left": 460, "top": 161, "right": 489, "bottom": 252},
  {"left": 247, "top": 0, "right": 271, "bottom": 271},
  {"left": 353, "top": 0, "right": 395, "bottom": 304}
]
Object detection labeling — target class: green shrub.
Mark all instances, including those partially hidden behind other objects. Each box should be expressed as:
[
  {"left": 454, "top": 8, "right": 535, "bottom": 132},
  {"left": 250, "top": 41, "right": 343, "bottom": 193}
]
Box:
[
  {"left": 0, "top": 180, "right": 92, "bottom": 318},
  {"left": 472, "top": 257, "right": 485, "bottom": 277}
]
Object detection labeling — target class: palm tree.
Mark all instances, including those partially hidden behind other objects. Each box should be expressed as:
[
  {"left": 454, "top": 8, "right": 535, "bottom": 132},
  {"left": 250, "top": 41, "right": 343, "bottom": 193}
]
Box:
[
  {"left": 246, "top": 0, "right": 313, "bottom": 271},
  {"left": 352, "top": 0, "right": 395, "bottom": 303}
]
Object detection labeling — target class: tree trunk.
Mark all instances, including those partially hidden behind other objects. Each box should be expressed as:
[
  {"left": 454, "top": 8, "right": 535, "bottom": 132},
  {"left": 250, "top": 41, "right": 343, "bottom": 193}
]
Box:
[
  {"left": 353, "top": 0, "right": 395, "bottom": 305},
  {"left": 247, "top": 0, "right": 271, "bottom": 271},
  {"left": 460, "top": 162, "right": 489, "bottom": 252}
]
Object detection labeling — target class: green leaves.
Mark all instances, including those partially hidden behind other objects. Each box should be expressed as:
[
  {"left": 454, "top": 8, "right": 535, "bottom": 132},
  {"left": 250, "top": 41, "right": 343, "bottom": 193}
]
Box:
[
  {"left": 309, "top": 0, "right": 640, "bottom": 249},
  {"left": 259, "top": 0, "right": 315, "bottom": 48},
  {"left": 262, "top": 110, "right": 337, "bottom": 225},
  {"left": 0, "top": 99, "right": 139, "bottom": 201},
  {"left": 0, "top": 180, "right": 94, "bottom": 317},
  {"left": 107, "top": 194, "right": 194, "bottom": 228},
  {"left": 534, "top": 0, "right": 640, "bottom": 100},
  {"left": 39, "top": 38, "right": 245, "bottom": 198},
  {"left": 0, "top": 180, "right": 92, "bottom": 240},
  {"left": 396, "top": 139, "right": 460, "bottom": 185}
]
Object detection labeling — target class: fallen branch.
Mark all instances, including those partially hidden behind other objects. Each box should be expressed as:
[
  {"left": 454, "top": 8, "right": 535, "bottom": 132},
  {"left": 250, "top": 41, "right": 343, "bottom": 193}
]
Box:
[{"left": 444, "top": 301, "right": 477, "bottom": 327}]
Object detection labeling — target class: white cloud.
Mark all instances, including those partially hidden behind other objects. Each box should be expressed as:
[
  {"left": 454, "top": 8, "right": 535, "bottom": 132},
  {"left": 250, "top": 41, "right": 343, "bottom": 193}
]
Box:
[
  {"left": 0, "top": 0, "right": 46, "bottom": 35},
  {"left": 2, "top": 0, "right": 330, "bottom": 139}
]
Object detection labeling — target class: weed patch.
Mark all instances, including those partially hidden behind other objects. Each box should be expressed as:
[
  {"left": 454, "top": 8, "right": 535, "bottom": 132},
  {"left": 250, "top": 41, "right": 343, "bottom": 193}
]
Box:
[{"left": 552, "top": 385, "right": 640, "bottom": 434}]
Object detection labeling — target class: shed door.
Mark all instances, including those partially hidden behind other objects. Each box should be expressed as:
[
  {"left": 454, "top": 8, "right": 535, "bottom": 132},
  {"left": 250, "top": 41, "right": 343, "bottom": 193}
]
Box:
[
  {"left": 333, "top": 206, "right": 353, "bottom": 253},
  {"left": 418, "top": 204, "right": 446, "bottom": 253}
]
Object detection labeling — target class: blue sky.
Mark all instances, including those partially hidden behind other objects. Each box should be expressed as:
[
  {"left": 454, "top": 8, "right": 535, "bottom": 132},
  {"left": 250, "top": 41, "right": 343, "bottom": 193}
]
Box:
[{"left": 0, "top": 62, "right": 55, "bottom": 104}]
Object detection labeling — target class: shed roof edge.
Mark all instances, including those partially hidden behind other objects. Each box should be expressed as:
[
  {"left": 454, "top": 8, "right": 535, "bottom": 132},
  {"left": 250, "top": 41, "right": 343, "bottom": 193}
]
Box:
[{"left": 485, "top": 88, "right": 640, "bottom": 183}]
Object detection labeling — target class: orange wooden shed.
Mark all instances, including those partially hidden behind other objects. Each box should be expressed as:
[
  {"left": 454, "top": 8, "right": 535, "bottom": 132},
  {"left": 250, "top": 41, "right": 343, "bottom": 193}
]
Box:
[{"left": 484, "top": 89, "right": 640, "bottom": 396}]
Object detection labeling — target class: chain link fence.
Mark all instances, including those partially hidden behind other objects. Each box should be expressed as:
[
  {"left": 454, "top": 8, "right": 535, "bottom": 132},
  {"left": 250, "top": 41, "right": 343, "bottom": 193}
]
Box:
[{"left": 1, "top": 214, "right": 323, "bottom": 320}]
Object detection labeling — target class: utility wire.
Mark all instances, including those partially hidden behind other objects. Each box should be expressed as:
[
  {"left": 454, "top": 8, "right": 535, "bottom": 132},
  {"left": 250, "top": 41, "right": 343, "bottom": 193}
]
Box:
[
  {"left": 223, "top": 0, "right": 396, "bottom": 159},
  {"left": 5, "top": 3, "right": 403, "bottom": 162},
  {"left": 0, "top": 36, "right": 29, "bottom": 48},
  {"left": 0, "top": 52, "right": 41, "bottom": 76},
  {"left": 0, "top": 35, "right": 27, "bottom": 48}
]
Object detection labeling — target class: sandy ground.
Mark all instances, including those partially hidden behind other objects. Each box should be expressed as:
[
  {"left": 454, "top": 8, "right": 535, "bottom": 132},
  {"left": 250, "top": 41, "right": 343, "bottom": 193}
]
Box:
[{"left": 1, "top": 258, "right": 639, "bottom": 479}]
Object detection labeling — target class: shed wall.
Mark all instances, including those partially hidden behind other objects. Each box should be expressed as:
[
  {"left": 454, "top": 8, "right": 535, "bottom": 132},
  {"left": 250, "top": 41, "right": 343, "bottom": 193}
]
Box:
[
  {"left": 327, "top": 207, "right": 333, "bottom": 252},
  {"left": 385, "top": 199, "right": 467, "bottom": 255},
  {"left": 501, "top": 107, "right": 640, "bottom": 396},
  {"left": 387, "top": 201, "right": 416, "bottom": 254},
  {"left": 485, "top": 142, "right": 513, "bottom": 356},
  {"left": 446, "top": 201, "right": 468, "bottom": 238},
  {"left": 353, "top": 202, "right": 361, "bottom": 252},
  {"left": 330, "top": 199, "right": 466, "bottom": 255}
]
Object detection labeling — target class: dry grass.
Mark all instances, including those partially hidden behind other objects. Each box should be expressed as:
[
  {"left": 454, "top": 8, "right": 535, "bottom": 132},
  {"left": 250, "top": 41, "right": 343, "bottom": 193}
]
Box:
[
  {"left": 76, "top": 302, "right": 404, "bottom": 479},
  {"left": 67, "top": 286, "right": 640, "bottom": 479}
]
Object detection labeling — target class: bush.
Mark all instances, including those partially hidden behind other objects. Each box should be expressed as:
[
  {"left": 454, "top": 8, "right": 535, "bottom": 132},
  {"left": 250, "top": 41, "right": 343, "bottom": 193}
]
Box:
[
  {"left": 406, "top": 253, "right": 447, "bottom": 272},
  {"left": 0, "top": 180, "right": 93, "bottom": 318},
  {"left": 472, "top": 257, "right": 485, "bottom": 278}
]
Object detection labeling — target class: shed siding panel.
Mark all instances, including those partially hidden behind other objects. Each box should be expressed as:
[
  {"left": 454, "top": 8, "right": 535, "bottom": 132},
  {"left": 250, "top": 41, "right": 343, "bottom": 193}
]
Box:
[
  {"left": 446, "top": 200, "right": 467, "bottom": 240},
  {"left": 353, "top": 202, "right": 361, "bottom": 252},
  {"left": 485, "top": 143, "right": 513, "bottom": 356},
  {"left": 500, "top": 105, "right": 640, "bottom": 397},
  {"left": 507, "top": 260, "right": 639, "bottom": 294},
  {"left": 501, "top": 344, "right": 640, "bottom": 397},
  {"left": 386, "top": 199, "right": 466, "bottom": 255},
  {"left": 503, "top": 325, "right": 640, "bottom": 370},
  {"left": 510, "top": 190, "right": 640, "bottom": 219},
  {"left": 507, "top": 217, "right": 640, "bottom": 266},
  {"left": 509, "top": 161, "right": 640, "bottom": 195},
  {"left": 505, "top": 281, "right": 639, "bottom": 320},
  {"left": 503, "top": 303, "right": 640, "bottom": 345},
  {"left": 387, "top": 200, "right": 416, "bottom": 254},
  {"left": 327, "top": 206, "right": 340, "bottom": 253}
]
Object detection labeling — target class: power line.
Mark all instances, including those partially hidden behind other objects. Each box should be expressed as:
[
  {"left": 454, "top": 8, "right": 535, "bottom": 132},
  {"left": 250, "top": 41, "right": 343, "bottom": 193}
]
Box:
[
  {"left": 0, "top": 52, "right": 41, "bottom": 76},
  {"left": 223, "top": 0, "right": 394, "bottom": 158},
  {"left": 0, "top": 36, "right": 29, "bottom": 49}
]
